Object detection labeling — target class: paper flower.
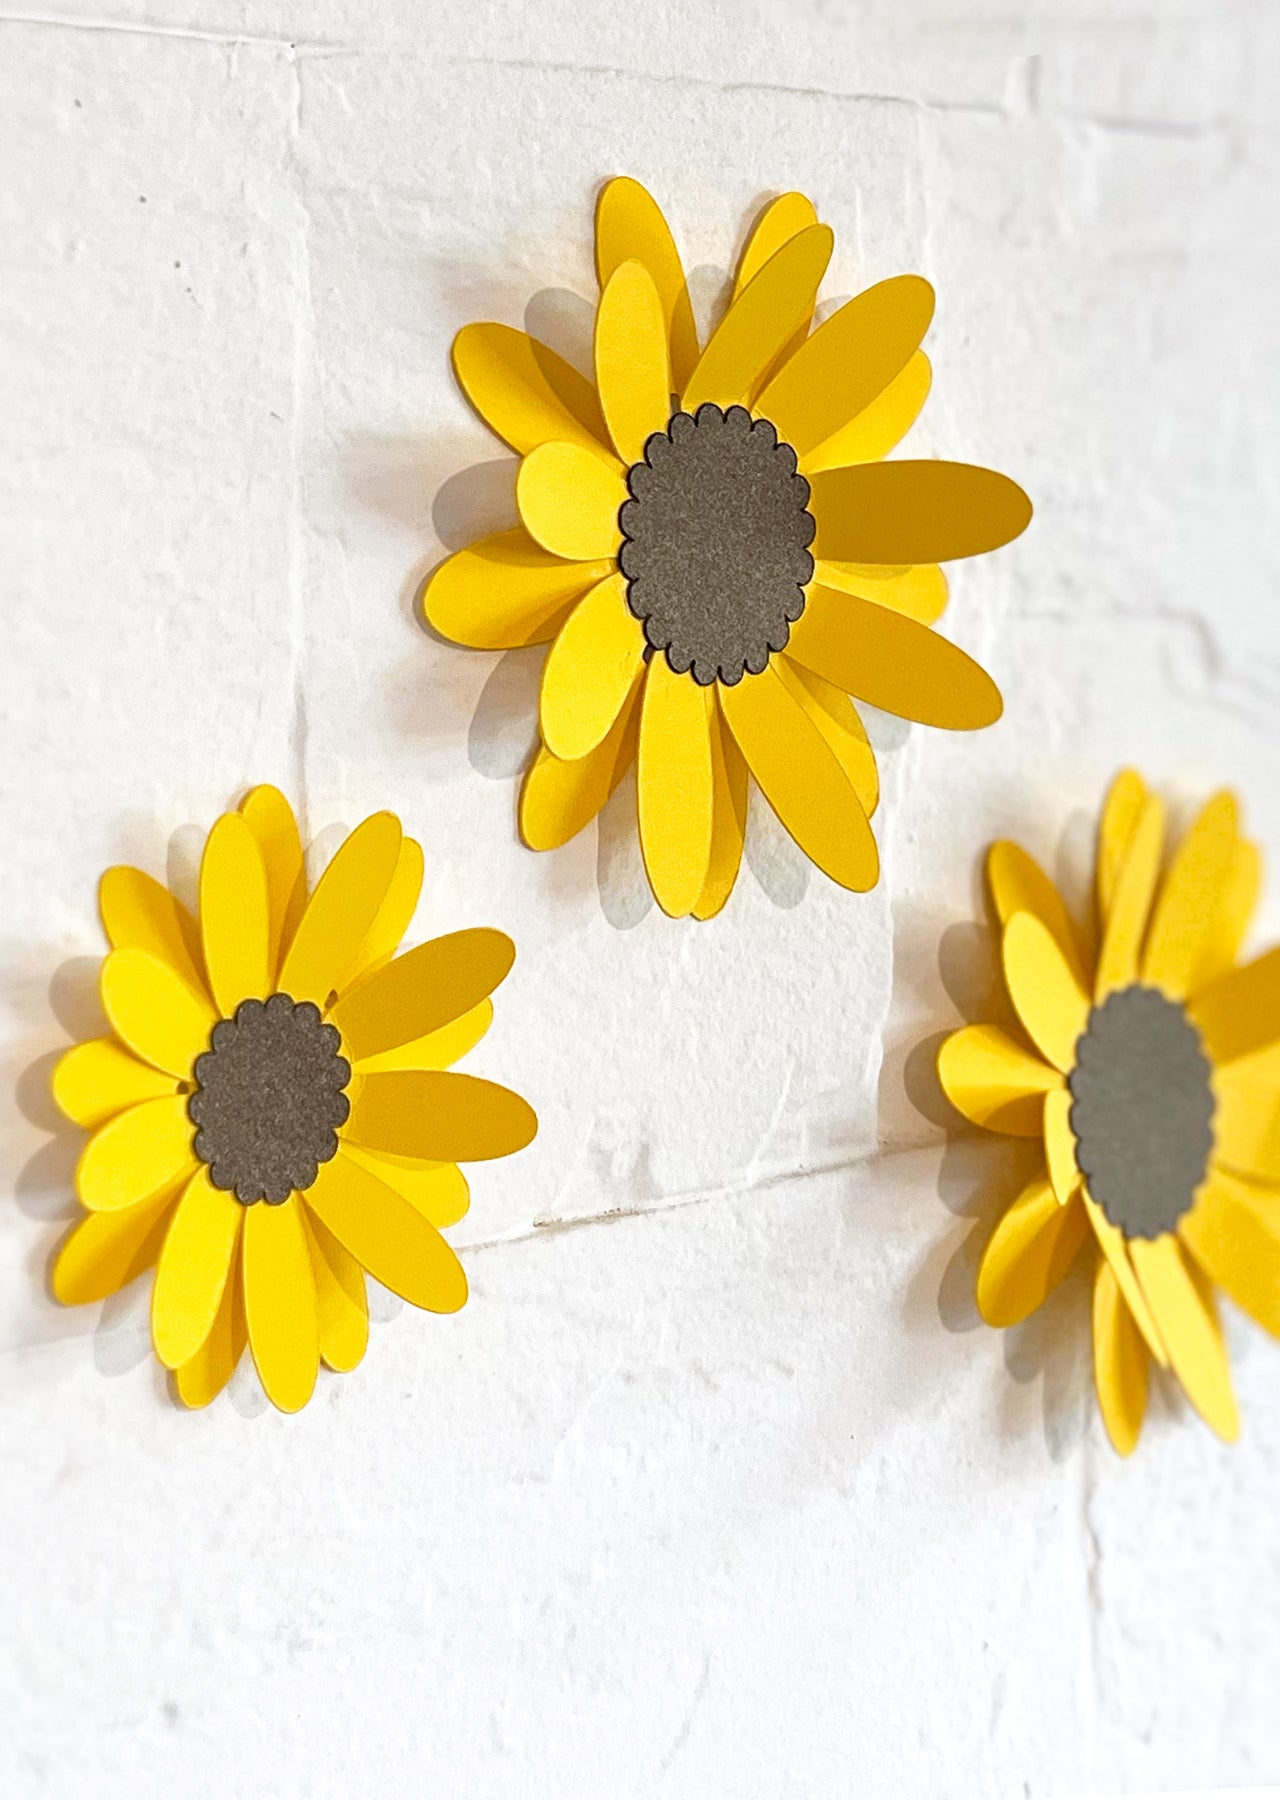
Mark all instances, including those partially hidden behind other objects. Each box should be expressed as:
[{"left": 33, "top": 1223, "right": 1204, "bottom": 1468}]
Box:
[
  {"left": 50, "top": 787, "right": 537, "bottom": 1413},
  {"left": 938, "top": 770, "right": 1280, "bottom": 1454},
  {"left": 427, "top": 178, "right": 1032, "bottom": 917}
]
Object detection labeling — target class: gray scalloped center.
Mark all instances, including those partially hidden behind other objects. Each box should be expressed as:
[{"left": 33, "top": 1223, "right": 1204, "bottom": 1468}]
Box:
[
  {"left": 1068, "top": 984, "right": 1216, "bottom": 1239},
  {"left": 618, "top": 402, "right": 816, "bottom": 686}
]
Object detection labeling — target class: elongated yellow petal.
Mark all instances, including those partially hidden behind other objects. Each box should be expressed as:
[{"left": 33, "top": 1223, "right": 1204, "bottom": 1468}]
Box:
[
  {"left": 809, "top": 461, "right": 1032, "bottom": 564},
  {"left": 781, "top": 660, "right": 879, "bottom": 818},
  {"left": 786, "top": 586, "right": 1002, "bottom": 729},
  {"left": 637, "top": 657, "right": 715, "bottom": 918},
  {"left": 239, "top": 785, "right": 306, "bottom": 983},
  {"left": 1092, "top": 1255, "right": 1148, "bottom": 1457},
  {"left": 308, "top": 1151, "right": 468, "bottom": 1313},
  {"left": 1212, "top": 1069, "right": 1280, "bottom": 1185},
  {"left": 802, "top": 351, "right": 932, "bottom": 473},
  {"left": 174, "top": 1245, "right": 246, "bottom": 1409},
  {"left": 76, "top": 1095, "right": 196, "bottom": 1213},
  {"left": 937, "top": 1024, "right": 1061, "bottom": 1137},
  {"left": 343, "top": 836, "right": 424, "bottom": 989},
  {"left": 596, "top": 176, "right": 699, "bottom": 390},
  {"left": 1082, "top": 1188, "right": 1168, "bottom": 1366},
  {"left": 756, "top": 275, "right": 934, "bottom": 461},
  {"left": 200, "top": 811, "right": 271, "bottom": 1017},
  {"left": 100, "top": 947, "right": 215, "bottom": 1079},
  {"left": 452, "top": 322, "right": 608, "bottom": 456},
  {"left": 813, "top": 559, "right": 947, "bottom": 626},
  {"left": 304, "top": 1208, "right": 368, "bottom": 1374},
  {"left": 52, "top": 1185, "right": 178, "bottom": 1306},
  {"left": 1095, "top": 792, "right": 1164, "bottom": 1000},
  {"left": 341, "top": 1141, "right": 471, "bottom": 1230},
  {"left": 683, "top": 225, "right": 834, "bottom": 413},
  {"left": 1193, "top": 836, "right": 1261, "bottom": 991},
  {"left": 243, "top": 1196, "right": 319, "bottom": 1414},
  {"left": 540, "top": 573, "right": 645, "bottom": 761},
  {"left": 595, "top": 259, "right": 672, "bottom": 465},
  {"left": 425, "top": 529, "right": 613, "bottom": 651},
  {"left": 517, "top": 441, "right": 627, "bottom": 561},
  {"left": 1130, "top": 1234, "right": 1239, "bottom": 1441},
  {"left": 1189, "top": 945, "right": 1280, "bottom": 1069},
  {"left": 98, "top": 865, "right": 206, "bottom": 995},
  {"left": 1002, "top": 911, "right": 1091, "bottom": 1073},
  {"left": 52, "top": 1038, "right": 178, "bottom": 1130},
  {"left": 734, "top": 191, "right": 818, "bottom": 297},
  {"left": 346, "top": 1070, "right": 537, "bottom": 1163},
  {"left": 987, "top": 841, "right": 1088, "bottom": 987},
  {"left": 278, "top": 812, "right": 402, "bottom": 1007},
  {"left": 520, "top": 677, "right": 642, "bottom": 851},
  {"left": 355, "top": 999, "right": 492, "bottom": 1075},
  {"left": 1143, "top": 791, "right": 1239, "bottom": 999},
  {"left": 151, "top": 1168, "right": 243, "bottom": 1369},
  {"left": 330, "top": 930, "right": 515, "bottom": 1062},
  {"left": 691, "top": 700, "right": 749, "bottom": 922},
  {"left": 1044, "top": 1088, "right": 1081, "bottom": 1205},
  {"left": 977, "top": 1177, "right": 1086, "bottom": 1327},
  {"left": 1097, "top": 768, "right": 1148, "bottom": 922},
  {"left": 1181, "top": 1170, "right": 1280, "bottom": 1337},
  {"left": 720, "top": 660, "right": 879, "bottom": 892}
]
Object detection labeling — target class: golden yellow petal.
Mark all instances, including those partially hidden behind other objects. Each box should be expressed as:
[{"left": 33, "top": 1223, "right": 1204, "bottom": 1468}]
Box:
[
  {"left": 977, "top": 1178, "right": 1086, "bottom": 1327},
  {"left": 682, "top": 225, "right": 833, "bottom": 413},
  {"left": 330, "top": 930, "right": 514, "bottom": 1063},
  {"left": 278, "top": 811, "right": 403, "bottom": 1008},
  {"left": 243, "top": 1196, "right": 319, "bottom": 1414},
  {"left": 1212, "top": 1067, "right": 1280, "bottom": 1186},
  {"left": 808, "top": 461, "right": 1032, "bottom": 564},
  {"left": 452, "top": 322, "right": 608, "bottom": 456},
  {"left": 519, "top": 676, "right": 642, "bottom": 851},
  {"left": 346, "top": 1070, "right": 538, "bottom": 1163},
  {"left": 76, "top": 1095, "right": 196, "bottom": 1213},
  {"left": 1094, "top": 791, "right": 1164, "bottom": 1000},
  {"left": 1092, "top": 1254, "right": 1148, "bottom": 1457},
  {"left": 1189, "top": 946, "right": 1280, "bottom": 1070},
  {"left": 341, "top": 1141, "right": 471, "bottom": 1231},
  {"left": 1130, "top": 1234, "right": 1239, "bottom": 1442},
  {"left": 174, "top": 1245, "right": 247, "bottom": 1410},
  {"left": 52, "top": 1038, "right": 178, "bottom": 1130},
  {"left": 692, "top": 697, "right": 749, "bottom": 922},
  {"left": 98, "top": 865, "right": 206, "bottom": 996},
  {"left": 1082, "top": 1188, "right": 1169, "bottom": 1367},
  {"left": 1180, "top": 1169, "right": 1280, "bottom": 1338},
  {"left": 986, "top": 841, "right": 1088, "bottom": 988},
  {"left": 342, "top": 836, "right": 424, "bottom": 990},
  {"left": 637, "top": 657, "right": 716, "bottom": 919},
  {"left": 595, "top": 176, "right": 699, "bottom": 391},
  {"left": 802, "top": 351, "right": 932, "bottom": 473},
  {"left": 52, "top": 1185, "right": 179, "bottom": 1307},
  {"left": 1043, "top": 1087, "right": 1081, "bottom": 1206},
  {"left": 1143, "top": 791, "right": 1239, "bottom": 1000},
  {"left": 937, "top": 1023, "right": 1061, "bottom": 1137},
  {"left": 199, "top": 811, "right": 271, "bottom": 1017},
  {"left": 1192, "top": 836, "right": 1262, "bottom": 992},
  {"left": 303, "top": 1207, "right": 369, "bottom": 1375},
  {"left": 239, "top": 784, "right": 306, "bottom": 984},
  {"left": 424, "top": 529, "right": 614, "bottom": 651},
  {"left": 780, "top": 660, "right": 879, "bottom": 819},
  {"left": 595, "top": 259, "right": 672, "bottom": 465},
  {"left": 813, "top": 560, "right": 947, "bottom": 626},
  {"left": 516, "top": 441, "right": 627, "bottom": 562},
  {"left": 733, "top": 191, "right": 818, "bottom": 297},
  {"left": 540, "top": 573, "right": 645, "bottom": 762},
  {"left": 151, "top": 1167, "right": 243, "bottom": 1369},
  {"left": 1001, "top": 911, "right": 1090, "bottom": 1074},
  {"left": 308, "top": 1150, "right": 468, "bottom": 1314}
]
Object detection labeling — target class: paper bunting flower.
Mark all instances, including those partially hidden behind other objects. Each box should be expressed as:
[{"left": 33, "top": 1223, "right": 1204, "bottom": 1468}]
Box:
[
  {"left": 427, "top": 177, "right": 1032, "bottom": 917},
  {"left": 938, "top": 770, "right": 1280, "bottom": 1454},
  {"left": 50, "top": 788, "right": 537, "bottom": 1413}
]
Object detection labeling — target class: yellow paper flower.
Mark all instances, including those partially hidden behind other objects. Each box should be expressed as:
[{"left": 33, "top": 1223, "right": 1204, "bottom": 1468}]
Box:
[
  {"left": 427, "top": 178, "right": 1032, "bottom": 917},
  {"left": 938, "top": 769, "right": 1280, "bottom": 1454},
  {"left": 50, "top": 787, "right": 537, "bottom": 1413}
]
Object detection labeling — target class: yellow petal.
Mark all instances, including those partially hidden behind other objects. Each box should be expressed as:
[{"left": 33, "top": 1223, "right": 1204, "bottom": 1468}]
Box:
[
  {"left": 200, "top": 811, "right": 271, "bottom": 1017},
  {"left": 720, "top": 660, "right": 879, "bottom": 892},
  {"left": 330, "top": 929, "right": 515, "bottom": 1062},
  {"left": 520, "top": 677, "right": 642, "bottom": 851},
  {"left": 785, "top": 586, "right": 1002, "bottom": 729},
  {"left": 595, "top": 259, "right": 672, "bottom": 465},
  {"left": 1082, "top": 1188, "right": 1169, "bottom": 1366},
  {"left": 451, "top": 321, "right": 608, "bottom": 456},
  {"left": 1142, "top": 791, "right": 1239, "bottom": 999},
  {"left": 987, "top": 841, "right": 1088, "bottom": 987},
  {"left": 346, "top": 1070, "right": 538, "bottom": 1163},
  {"left": 517, "top": 441, "right": 627, "bottom": 561},
  {"left": 1097, "top": 768, "right": 1149, "bottom": 922},
  {"left": 756, "top": 275, "right": 934, "bottom": 462},
  {"left": 100, "top": 946, "right": 216, "bottom": 1078},
  {"left": 304, "top": 1207, "right": 368, "bottom": 1374},
  {"left": 52, "top": 1038, "right": 178, "bottom": 1130},
  {"left": 239, "top": 784, "right": 306, "bottom": 984},
  {"left": 278, "top": 811, "right": 403, "bottom": 1007},
  {"left": 425, "top": 529, "right": 613, "bottom": 651},
  {"left": 1193, "top": 836, "right": 1261, "bottom": 991},
  {"left": 1001, "top": 910, "right": 1090, "bottom": 1073},
  {"left": 343, "top": 835, "right": 424, "bottom": 989},
  {"left": 692, "top": 696, "right": 749, "bottom": 922},
  {"left": 51, "top": 1186, "right": 178, "bottom": 1306},
  {"left": 734, "top": 191, "right": 818, "bottom": 297},
  {"left": 637, "top": 657, "right": 715, "bottom": 918},
  {"left": 814, "top": 559, "right": 947, "bottom": 626},
  {"left": 1092, "top": 1255, "right": 1148, "bottom": 1457},
  {"left": 98, "top": 865, "right": 205, "bottom": 995},
  {"left": 802, "top": 351, "right": 932, "bottom": 473},
  {"left": 243, "top": 1196, "right": 319, "bottom": 1414},
  {"left": 1181, "top": 1169, "right": 1280, "bottom": 1337},
  {"left": 682, "top": 225, "right": 834, "bottom": 413},
  {"left": 782, "top": 660, "right": 879, "bottom": 818},
  {"left": 341, "top": 1141, "right": 471, "bottom": 1230},
  {"left": 936, "top": 1024, "right": 1061, "bottom": 1137},
  {"left": 76, "top": 1095, "right": 196, "bottom": 1212},
  {"left": 1043, "top": 1087, "right": 1081, "bottom": 1205},
  {"left": 308, "top": 1151, "right": 468, "bottom": 1313},
  {"left": 1129, "top": 1234, "right": 1239, "bottom": 1442},
  {"left": 356, "top": 999, "right": 493, "bottom": 1075},
  {"left": 976, "top": 1177, "right": 1086, "bottom": 1327},
  {"left": 151, "top": 1167, "right": 243, "bottom": 1369},
  {"left": 809, "top": 461, "right": 1033, "bottom": 564},
  {"left": 174, "top": 1247, "right": 246, "bottom": 1409},
  {"left": 595, "top": 176, "right": 699, "bottom": 391},
  {"left": 1188, "top": 945, "right": 1280, "bottom": 1070},
  {"left": 1095, "top": 791, "right": 1164, "bottom": 1000},
  {"left": 540, "top": 573, "right": 645, "bottom": 761},
  {"left": 1212, "top": 1068, "right": 1280, "bottom": 1185}
]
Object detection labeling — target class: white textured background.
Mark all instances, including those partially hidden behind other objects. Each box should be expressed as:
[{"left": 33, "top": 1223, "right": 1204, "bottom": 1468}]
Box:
[{"left": 3, "top": 3, "right": 1280, "bottom": 1795}]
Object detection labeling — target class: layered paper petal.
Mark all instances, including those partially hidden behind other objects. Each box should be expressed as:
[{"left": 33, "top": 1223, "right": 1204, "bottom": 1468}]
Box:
[
  {"left": 595, "top": 259, "right": 672, "bottom": 465},
  {"left": 425, "top": 530, "right": 613, "bottom": 651},
  {"left": 1043, "top": 1088, "right": 1080, "bottom": 1205},
  {"left": 151, "top": 1168, "right": 243, "bottom": 1369},
  {"left": 517, "top": 441, "right": 627, "bottom": 561},
  {"left": 175, "top": 1254, "right": 246, "bottom": 1409},
  {"left": 1130, "top": 1234, "right": 1239, "bottom": 1441},
  {"left": 344, "top": 836, "right": 424, "bottom": 988},
  {"left": 346, "top": 1070, "right": 538, "bottom": 1163},
  {"left": 1193, "top": 836, "right": 1261, "bottom": 991},
  {"left": 1189, "top": 946, "right": 1280, "bottom": 1069},
  {"left": 937, "top": 1024, "right": 1061, "bottom": 1137},
  {"left": 1213, "top": 1070, "right": 1280, "bottom": 1185},
  {"left": 243, "top": 1196, "right": 319, "bottom": 1414},
  {"left": 802, "top": 351, "right": 932, "bottom": 473},
  {"left": 692, "top": 701, "right": 749, "bottom": 922},
  {"left": 1180, "top": 1170, "right": 1280, "bottom": 1337},
  {"left": 808, "top": 461, "right": 1032, "bottom": 564},
  {"left": 1083, "top": 1190, "right": 1168, "bottom": 1367},
  {"left": 52, "top": 1038, "right": 178, "bottom": 1130},
  {"left": 977, "top": 1177, "right": 1086, "bottom": 1327},
  {"left": 101, "top": 947, "right": 215, "bottom": 1079},
  {"left": 1001, "top": 911, "right": 1090, "bottom": 1073},
  {"left": 341, "top": 1141, "right": 471, "bottom": 1231},
  {"left": 452, "top": 322, "right": 608, "bottom": 456},
  {"left": 76, "top": 1096, "right": 196, "bottom": 1213},
  {"left": 239, "top": 784, "right": 306, "bottom": 980},
  {"left": 305, "top": 1209, "right": 369, "bottom": 1375},
  {"left": 52, "top": 1186, "right": 178, "bottom": 1306},
  {"left": 734, "top": 191, "right": 818, "bottom": 297},
  {"left": 200, "top": 811, "right": 271, "bottom": 1017},
  {"left": 308, "top": 1152, "right": 468, "bottom": 1314},
  {"left": 99, "top": 865, "right": 205, "bottom": 995},
  {"left": 595, "top": 176, "right": 699, "bottom": 390},
  {"left": 1094, "top": 791, "right": 1163, "bottom": 999},
  {"left": 540, "top": 573, "right": 645, "bottom": 761},
  {"left": 520, "top": 680, "right": 641, "bottom": 851},
  {"left": 637, "top": 657, "right": 715, "bottom": 918},
  {"left": 278, "top": 811, "right": 402, "bottom": 1007},
  {"left": 354, "top": 1000, "right": 493, "bottom": 1076},
  {"left": 1097, "top": 768, "right": 1148, "bottom": 922},
  {"left": 783, "top": 661, "right": 879, "bottom": 819},
  {"left": 1143, "top": 790, "right": 1238, "bottom": 1000},
  {"left": 1092, "top": 1256, "right": 1148, "bottom": 1457},
  {"left": 986, "top": 840, "right": 1087, "bottom": 985},
  {"left": 683, "top": 225, "right": 834, "bottom": 413},
  {"left": 813, "top": 560, "right": 947, "bottom": 626},
  {"left": 330, "top": 930, "right": 514, "bottom": 1063}
]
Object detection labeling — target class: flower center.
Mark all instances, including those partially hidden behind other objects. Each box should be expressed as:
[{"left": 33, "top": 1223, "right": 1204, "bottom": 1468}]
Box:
[
  {"left": 618, "top": 401, "right": 816, "bottom": 686},
  {"left": 188, "top": 993, "right": 352, "bottom": 1205},
  {"left": 1067, "top": 984, "right": 1216, "bottom": 1239}
]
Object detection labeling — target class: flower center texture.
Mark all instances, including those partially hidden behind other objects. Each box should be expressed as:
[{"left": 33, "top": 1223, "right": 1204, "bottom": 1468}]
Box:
[
  {"left": 618, "top": 401, "right": 816, "bottom": 686},
  {"left": 188, "top": 993, "right": 352, "bottom": 1205},
  {"left": 1067, "top": 984, "right": 1216, "bottom": 1239}
]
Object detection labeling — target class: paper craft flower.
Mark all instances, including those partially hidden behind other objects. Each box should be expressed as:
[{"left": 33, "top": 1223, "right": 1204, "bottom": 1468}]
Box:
[
  {"left": 938, "top": 770, "right": 1280, "bottom": 1454},
  {"left": 427, "top": 178, "right": 1032, "bottom": 917},
  {"left": 50, "top": 787, "right": 537, "bottom": 1413}
]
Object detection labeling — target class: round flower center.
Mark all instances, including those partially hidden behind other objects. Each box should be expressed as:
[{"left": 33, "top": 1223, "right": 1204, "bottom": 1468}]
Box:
[
  {"left": 618, "top": 401, "right": 816, "bottom": 686},
  {"left": 1067, "top": 984, "right": 1216, "bottom": 1239},
  {"left": 188, "top": 993, "right": 351, "bottom": 1206}
]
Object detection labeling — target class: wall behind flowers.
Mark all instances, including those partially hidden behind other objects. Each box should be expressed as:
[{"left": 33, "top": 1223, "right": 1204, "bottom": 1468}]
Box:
[{"left": 3, "top": 1, "right": 1280, "bottom": 1794}]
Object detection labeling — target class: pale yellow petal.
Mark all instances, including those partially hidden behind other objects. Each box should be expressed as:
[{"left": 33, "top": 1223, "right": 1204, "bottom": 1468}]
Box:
[
  {"left": 937, "top": 1024, "right": 1061, "bottom": 1137},
  {"left": 517, "top": 441, "right": 627, "bottom": 561},
  {"left": 637, "top": 657, "right": 715, "bottom": 919},
  {"left": 1001, "top": 911, "right": 1090, "bottom": 1074},
  {"left": 540, "top": 573, "right": 645, "bottom": 761},
  {"left": 76, "top": 1095, "right": 196, "bottom": 1213}
]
